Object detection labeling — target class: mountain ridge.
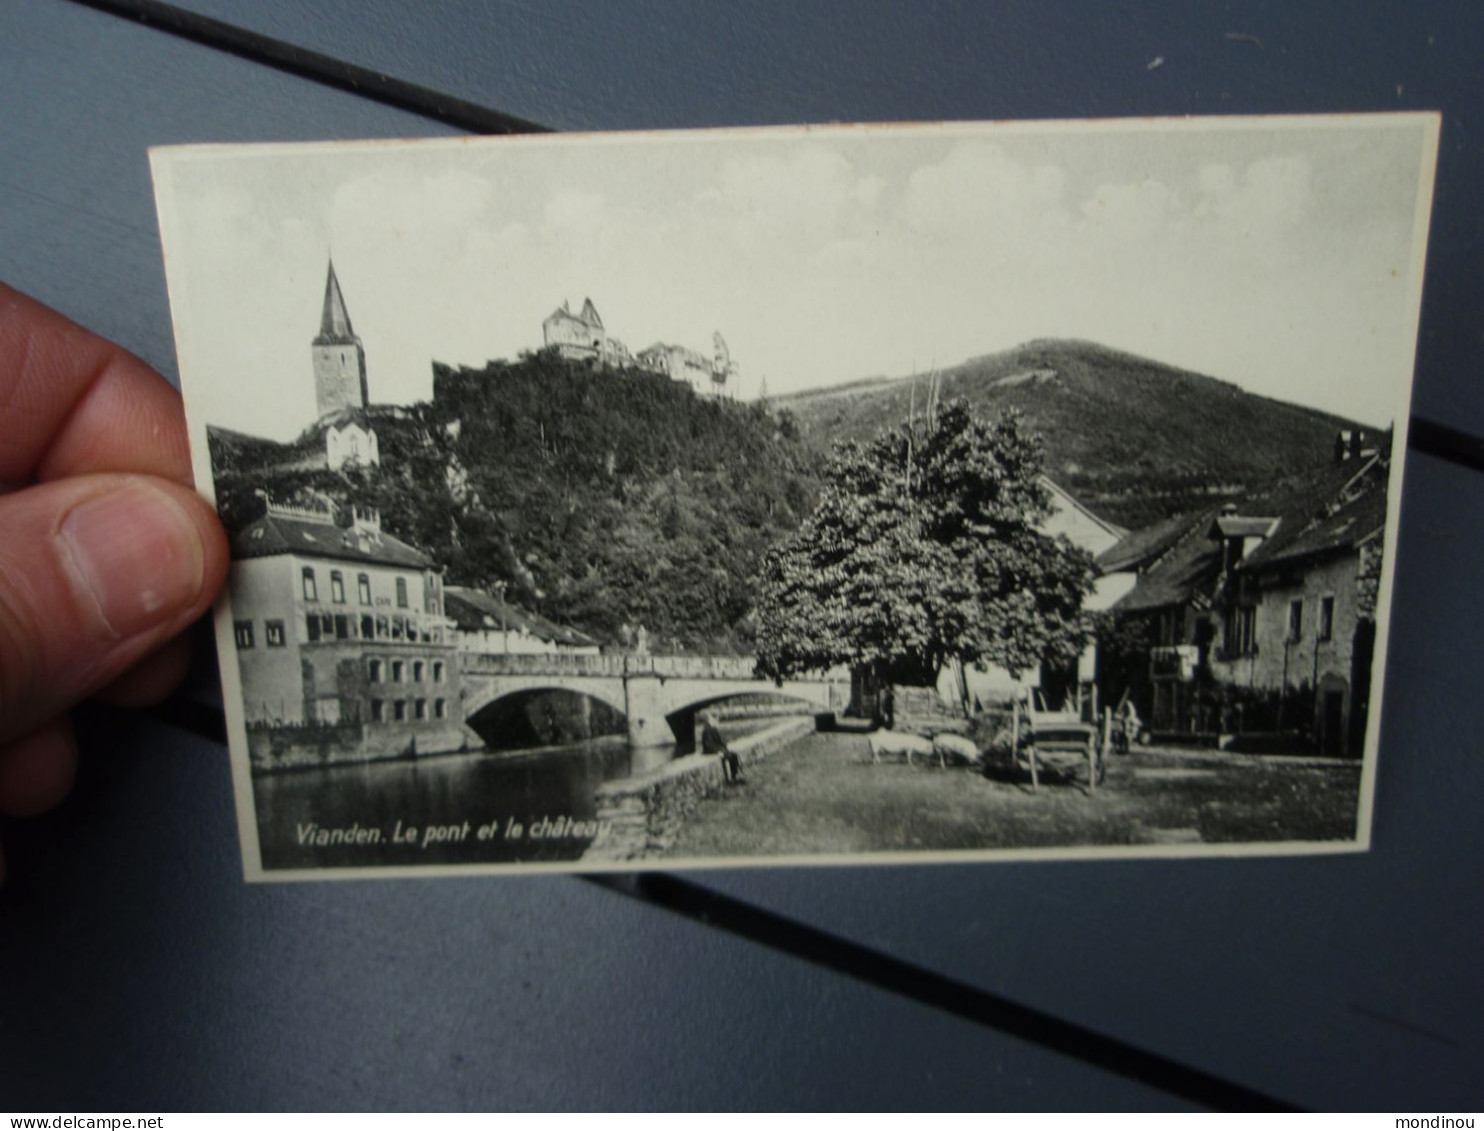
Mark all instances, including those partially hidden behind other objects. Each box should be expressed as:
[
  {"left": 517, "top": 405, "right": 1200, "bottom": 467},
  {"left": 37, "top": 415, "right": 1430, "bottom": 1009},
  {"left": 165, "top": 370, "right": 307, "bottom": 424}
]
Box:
[{"left": 773, "top": 338, "right": 1366, "bottom": 527}]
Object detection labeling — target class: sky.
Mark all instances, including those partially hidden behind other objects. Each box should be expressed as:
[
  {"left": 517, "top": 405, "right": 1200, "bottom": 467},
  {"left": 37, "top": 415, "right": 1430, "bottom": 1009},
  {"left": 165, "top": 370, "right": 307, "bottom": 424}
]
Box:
[{"left": 154, "top": 116, "right": 1436, "bottom": 442}]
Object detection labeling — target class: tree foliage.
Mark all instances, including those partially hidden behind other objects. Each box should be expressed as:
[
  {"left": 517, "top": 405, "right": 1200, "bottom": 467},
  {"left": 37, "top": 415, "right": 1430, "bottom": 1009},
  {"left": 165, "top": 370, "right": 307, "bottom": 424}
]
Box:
[
  {"left": 210, "top": 353, "right": 822, "bottom": 653},
  {"left": 754, "top": 400, "right": 1095, "bottom": 685}
]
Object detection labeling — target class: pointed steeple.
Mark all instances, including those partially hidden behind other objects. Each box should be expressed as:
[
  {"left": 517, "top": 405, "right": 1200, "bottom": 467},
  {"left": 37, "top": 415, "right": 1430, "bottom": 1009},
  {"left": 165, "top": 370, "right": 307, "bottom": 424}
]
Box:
[
  {"left": 311, "top": 258, "right": 368, "bottom": 418},
  {"left": 314, "top": 259, "right": 359, "bottom": 346}
]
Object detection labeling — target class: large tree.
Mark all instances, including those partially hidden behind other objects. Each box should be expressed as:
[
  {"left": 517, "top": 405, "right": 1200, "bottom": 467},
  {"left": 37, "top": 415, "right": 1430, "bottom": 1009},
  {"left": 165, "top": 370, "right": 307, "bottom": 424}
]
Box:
[{"left": 754, "top": 400, "right": 1095, "bottom": 686}]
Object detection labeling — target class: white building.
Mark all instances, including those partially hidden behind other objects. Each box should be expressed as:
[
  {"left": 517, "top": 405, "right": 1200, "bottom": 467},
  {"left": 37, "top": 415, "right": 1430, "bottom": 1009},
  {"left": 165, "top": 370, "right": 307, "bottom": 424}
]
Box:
[
  {"left": 230, "top": 497, "right": 464, "bottom": 765},
  {"left": 937, "top": 476, "right": 1127, "bottom": 708}
]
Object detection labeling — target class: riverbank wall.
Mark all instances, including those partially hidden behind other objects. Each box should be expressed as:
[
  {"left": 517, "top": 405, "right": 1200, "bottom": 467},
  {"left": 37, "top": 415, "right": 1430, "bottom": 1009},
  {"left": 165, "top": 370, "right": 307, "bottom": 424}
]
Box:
[
  {"left": 246, "top": 718, "right": 467, "bottom": 771},
  {"left": 582, "top": 716, "right": 817, "bottom": 863}
]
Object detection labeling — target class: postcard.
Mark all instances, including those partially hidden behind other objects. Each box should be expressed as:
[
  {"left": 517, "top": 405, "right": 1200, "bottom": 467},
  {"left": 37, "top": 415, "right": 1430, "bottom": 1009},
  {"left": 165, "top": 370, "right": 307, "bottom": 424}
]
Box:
[{"left": 150, "top": 114, "right": 1438, "bottom": 880}]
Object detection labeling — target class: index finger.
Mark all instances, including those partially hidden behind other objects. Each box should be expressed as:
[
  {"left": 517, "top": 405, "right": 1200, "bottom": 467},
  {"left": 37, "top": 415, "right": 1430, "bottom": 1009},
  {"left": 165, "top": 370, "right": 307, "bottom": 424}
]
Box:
[{"left": 0, "top": 283, "right": 193, "bottom": 488}]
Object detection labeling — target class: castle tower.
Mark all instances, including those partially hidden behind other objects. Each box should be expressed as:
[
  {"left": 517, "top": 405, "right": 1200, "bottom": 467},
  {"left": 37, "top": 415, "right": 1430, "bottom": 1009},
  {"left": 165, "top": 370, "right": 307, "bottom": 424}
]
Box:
[{"left": 311, "top": 260, "right": 368, "bottom": 419}]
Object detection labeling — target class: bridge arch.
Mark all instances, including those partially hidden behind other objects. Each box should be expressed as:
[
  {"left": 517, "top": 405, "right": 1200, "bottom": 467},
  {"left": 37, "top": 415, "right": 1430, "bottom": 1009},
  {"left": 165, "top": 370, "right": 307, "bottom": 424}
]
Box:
[
  {"left": 463, "top": 683, "right": 628, "bottom": 751},
  {"left": 660, "top": 686, "right": 837, "bottom": 752},
  {"left": 462, "top": 676, "right": 627, "bottom": 722},
  {"left": 457, "top": 653, "right": 848, "bottom": 748}
]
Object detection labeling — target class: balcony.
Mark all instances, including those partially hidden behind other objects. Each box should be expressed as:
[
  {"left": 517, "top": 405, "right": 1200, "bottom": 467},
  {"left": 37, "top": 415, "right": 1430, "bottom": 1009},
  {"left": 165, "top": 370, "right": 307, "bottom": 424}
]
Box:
[{"left": 1150, "top": 644, "right": 1199, "bottom": 681}]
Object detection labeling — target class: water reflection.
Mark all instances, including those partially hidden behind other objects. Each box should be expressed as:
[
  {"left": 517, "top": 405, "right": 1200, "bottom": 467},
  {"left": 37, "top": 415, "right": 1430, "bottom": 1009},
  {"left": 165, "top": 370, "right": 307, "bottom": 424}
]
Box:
[
  {"left": 252, "top": 720, "right": 775, "bottom": 871},
  {"left": 254, "top": 735, "right": 650, "bottom": 870}
]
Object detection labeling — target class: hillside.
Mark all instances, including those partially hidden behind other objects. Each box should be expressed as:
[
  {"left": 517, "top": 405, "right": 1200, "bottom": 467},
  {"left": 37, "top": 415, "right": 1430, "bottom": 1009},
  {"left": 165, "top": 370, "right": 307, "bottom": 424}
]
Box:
[
  {"left": 775, "top": 340, "right": 1362, "bottom": 527},
  {"left": 211, "top": 353, "right": 823, "bottom": 653}
]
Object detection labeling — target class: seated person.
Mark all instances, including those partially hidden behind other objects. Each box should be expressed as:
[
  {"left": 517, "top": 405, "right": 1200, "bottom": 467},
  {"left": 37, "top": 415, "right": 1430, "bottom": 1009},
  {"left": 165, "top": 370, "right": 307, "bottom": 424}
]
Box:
[{"left": 700, "top": 713, "right": 744, "bottom": 784}]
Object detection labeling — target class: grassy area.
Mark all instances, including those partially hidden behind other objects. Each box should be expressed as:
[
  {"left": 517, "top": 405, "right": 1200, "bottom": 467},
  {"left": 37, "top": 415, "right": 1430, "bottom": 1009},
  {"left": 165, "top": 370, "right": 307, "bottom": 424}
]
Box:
[{"left": 663, "top": 729, "right": 1362, "bottom": 859}]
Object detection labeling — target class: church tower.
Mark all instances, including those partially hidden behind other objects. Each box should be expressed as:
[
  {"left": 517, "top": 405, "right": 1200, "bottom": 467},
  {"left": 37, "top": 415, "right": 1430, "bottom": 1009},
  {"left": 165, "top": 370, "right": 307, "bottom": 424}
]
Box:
[{"left": 311, "top": 260, "right": 368, "bottom": 419}]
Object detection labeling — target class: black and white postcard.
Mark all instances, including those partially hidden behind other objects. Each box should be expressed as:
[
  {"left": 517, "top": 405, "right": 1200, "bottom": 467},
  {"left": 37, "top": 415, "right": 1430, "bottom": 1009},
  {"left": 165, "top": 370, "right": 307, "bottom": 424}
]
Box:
[{"left": 151, "top": 115, "right": 1438, "bottom": 880}]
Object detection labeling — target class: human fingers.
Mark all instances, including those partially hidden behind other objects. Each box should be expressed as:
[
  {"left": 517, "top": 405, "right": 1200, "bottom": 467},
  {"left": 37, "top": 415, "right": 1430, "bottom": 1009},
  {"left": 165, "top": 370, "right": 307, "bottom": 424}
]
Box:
[
  {"left": 0, "top": 283, "right": 192, "bottom": 487},
  {"left": 93, "top": 634, "right": 194, "bottom": 708},
  {"left": 0, "top": 473, "right": 229, "bottom": 748},
  {"left": 0, "top": 718, "right": 78, "bottom": 819}
]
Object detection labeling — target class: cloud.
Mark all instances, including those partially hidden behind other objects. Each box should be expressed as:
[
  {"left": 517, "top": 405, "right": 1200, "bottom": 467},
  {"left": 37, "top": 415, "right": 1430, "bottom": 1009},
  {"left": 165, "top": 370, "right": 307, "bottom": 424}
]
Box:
[
  {"left": 1195, "top": 155, "right": 1312, "bottom": 232},
  {"left": 901, "top": 142, "right": 1068, "bottom": 241},
  {"left": 542, "top": 191, "right": 609, "bottom": 237},
  {"left": 1079, "top": 178, "right": 1183, "bottom": 241},
  {"left": 329, "top": 169, "right": 493, "bottom": 251},
  {"left": 698, "top": 147, "right": 881, "bottom": 249}
]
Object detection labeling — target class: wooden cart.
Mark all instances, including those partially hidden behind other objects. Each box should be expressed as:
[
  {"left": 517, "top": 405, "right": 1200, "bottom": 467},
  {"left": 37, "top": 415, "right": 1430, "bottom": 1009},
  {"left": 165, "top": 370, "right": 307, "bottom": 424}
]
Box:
[{"left": 1011, "top": 695, "right": 1109, "bottom": 792}]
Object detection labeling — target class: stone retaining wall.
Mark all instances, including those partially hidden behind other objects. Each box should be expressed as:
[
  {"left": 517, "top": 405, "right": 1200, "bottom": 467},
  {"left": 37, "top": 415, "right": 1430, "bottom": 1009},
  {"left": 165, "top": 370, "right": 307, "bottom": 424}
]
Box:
[
  {"left": 247, "top": 718, "right": 466, "bottom": 771},
  {"left": 581, "top": 717, "right": 817, "bottom": 863}
]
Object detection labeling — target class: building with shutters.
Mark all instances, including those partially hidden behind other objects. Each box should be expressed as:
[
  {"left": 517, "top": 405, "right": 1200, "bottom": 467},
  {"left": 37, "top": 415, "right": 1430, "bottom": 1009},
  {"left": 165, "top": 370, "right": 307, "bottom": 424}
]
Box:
[{"left": 229, "top": 496, "right": 465, "bottom": 768}]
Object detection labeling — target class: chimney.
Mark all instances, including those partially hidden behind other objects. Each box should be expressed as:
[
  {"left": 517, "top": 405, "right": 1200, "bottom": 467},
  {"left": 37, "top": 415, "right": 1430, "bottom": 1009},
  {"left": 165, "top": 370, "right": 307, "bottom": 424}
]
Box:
[
  {"left": 1334, "top": 430, "right": 1353, "bottom": 463},
  {"left": 1350, "top": 429, "right": 1365, "bottom": 461}
]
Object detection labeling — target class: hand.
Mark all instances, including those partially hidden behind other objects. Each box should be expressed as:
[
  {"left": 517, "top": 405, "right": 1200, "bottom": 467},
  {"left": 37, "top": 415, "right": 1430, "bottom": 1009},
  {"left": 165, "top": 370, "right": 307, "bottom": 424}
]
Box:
[{"left": 0, "top": 283, "right": 229, "bottom": 874}]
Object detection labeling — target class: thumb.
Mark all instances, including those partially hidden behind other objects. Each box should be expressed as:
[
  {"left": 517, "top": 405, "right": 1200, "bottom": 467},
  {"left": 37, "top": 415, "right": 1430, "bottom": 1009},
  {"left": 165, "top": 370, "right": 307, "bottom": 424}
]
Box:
[{"left": 0, "top": 473, "right": 229, "bottom": 747}]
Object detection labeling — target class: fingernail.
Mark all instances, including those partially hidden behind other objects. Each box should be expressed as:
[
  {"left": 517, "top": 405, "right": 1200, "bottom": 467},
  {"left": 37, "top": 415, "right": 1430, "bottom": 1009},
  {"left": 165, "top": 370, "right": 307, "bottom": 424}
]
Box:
[{"left": 58, "top": 482, "right": 205, "bottom": 641}]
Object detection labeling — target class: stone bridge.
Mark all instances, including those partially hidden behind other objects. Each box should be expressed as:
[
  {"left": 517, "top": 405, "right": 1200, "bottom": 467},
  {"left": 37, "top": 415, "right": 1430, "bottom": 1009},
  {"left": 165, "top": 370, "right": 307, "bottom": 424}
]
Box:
[{"left": 458, "top": 652, "right": 848, "bottom": 747}]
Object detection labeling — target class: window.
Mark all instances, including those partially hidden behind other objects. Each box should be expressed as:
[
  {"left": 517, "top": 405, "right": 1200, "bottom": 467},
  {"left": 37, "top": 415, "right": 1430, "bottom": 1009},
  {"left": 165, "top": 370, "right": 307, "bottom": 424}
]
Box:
[
  {"left": 391, "top": 660, "right": 404, "bottom": 682},
  {"left": 396, "top": 578, "right": 408, "bottom": 608},
  {"left": 358, "top": 574, "right": 372, "bottom": 605},
  {"left": 1319, "top": 596, "right": 1335, "bottom": 642},
  {"left": 234, "top": 621, "right": 254, "bottom": 649},
  {"left": 370, "top": 699, "right": 383, "bottom": 722},
  {"left": 375, "top": 615, "right": 389, "bottom": 639},
  {"left": 1159, "top": 607, "right": 1186, "bottom": 647},
  {"left": 414, "top": 699, "right": 427, "bottom": 720},
  {"left": 434, "top": 699, "right": 446, "bottom": 719},
  {"left": 360, "top": 615, "right": 374, "bottom": 640},
  {"left": 412, "top": 661, "right": 424, "bottom": 682},
  {"left": 393, "top": 700, "right": 406, "bottom": 721},
  {"left": 1225, "top": 606, "right": 1256, "bottom": 657},
  {"left": 265, "top": 620, "right": 286, "bottom": 647},
  {"left": 433, "top": 661, "right": 444, "bottom": 683},
  {"left": 1288, "top": 599, "right": 1304, "bottom": 642},
  {"left": 305, "top": 615, "right": 320, "bottom": 643},
  {"left": 330, "top": 571, "right": 345, "bottom": 603},
  {"left": 301, "top": 567, "right": 317, "bottom": 602},
  {"left": 369, "top": 659, "right": 382, "bottom": 683}
]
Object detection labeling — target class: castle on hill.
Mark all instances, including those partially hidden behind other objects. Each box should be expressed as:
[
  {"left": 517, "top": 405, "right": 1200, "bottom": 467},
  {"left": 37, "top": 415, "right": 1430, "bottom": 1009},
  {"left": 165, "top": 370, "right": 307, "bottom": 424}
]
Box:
[{"left": 542, "top": 296, "right": 738, "bottom": 399}]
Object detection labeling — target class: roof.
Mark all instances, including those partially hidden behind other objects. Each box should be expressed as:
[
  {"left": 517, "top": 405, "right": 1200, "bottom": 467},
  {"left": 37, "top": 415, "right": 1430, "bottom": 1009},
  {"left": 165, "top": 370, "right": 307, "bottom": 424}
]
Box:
[
  {"left": 1213, "top": 515, "right": 1279, "bottom": 539},
  {"left": 545, "top": 298, "right": 602, "bottom": 328},
  {"left": 1109, "top": 511, "right": 1222, "bottom": 615},
  {"left": 1107, "top": 456, "right": 1389, "bottom": 613},
  {"left": 1041, "top": 476, "right": 1127, "bottom": 544},
  {"left": 232, "top": 511, "right": 432, "bottom": 569},
  {"left": 1239, "top": 462, "right": 1387, "bottom": 572},
  {"left": 445, "top": 587, "right": 597, "bottom": 648},
  {"left": 1097, "top": 509, "right": 1200, "bottom": 574},
  {"left": 312, "top": 261, "right": 359, "bottom": 346}
]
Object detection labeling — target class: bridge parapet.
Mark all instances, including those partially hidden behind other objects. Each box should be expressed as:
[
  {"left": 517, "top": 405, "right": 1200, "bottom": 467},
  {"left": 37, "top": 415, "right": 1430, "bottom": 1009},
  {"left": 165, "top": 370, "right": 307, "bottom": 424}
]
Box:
[
  {"left": 457, "top": 651, "right": 764, "bottom": 680},
  {"left": 459, "top": 651, "right": 627, "bottom": 678},
  {"left": 638, "top": 654, "right": 759, "bottom": 679}
]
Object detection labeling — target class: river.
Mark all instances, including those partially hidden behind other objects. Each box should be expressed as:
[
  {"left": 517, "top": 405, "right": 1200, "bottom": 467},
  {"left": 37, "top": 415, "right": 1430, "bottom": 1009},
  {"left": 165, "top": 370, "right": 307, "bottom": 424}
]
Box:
[{"left": 252, "top": 721, "right": 771, "bottom": 871}]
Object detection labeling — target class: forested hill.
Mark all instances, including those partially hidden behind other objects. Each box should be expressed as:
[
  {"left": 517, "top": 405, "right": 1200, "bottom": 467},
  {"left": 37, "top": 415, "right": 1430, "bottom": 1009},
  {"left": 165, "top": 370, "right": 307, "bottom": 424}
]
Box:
[
  {"left": 212, "top": 353, "right": 822, "bottom": 653},
  {"left": 775, "top": 339, "right": 1363, "bottom": 528}
]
